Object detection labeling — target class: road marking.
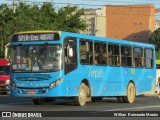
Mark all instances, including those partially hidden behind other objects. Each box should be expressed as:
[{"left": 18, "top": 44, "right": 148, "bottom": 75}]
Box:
[{"left": 104, "top": 105, "right": 160, "bottom": 111}]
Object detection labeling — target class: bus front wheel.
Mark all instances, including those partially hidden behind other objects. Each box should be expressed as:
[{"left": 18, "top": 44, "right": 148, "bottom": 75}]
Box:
[
  {"left": 122, "top": 82, "right": 136, "bottom": 103},
  {"left": 74, "top": 83, "right": 87, "bottom": 106}
]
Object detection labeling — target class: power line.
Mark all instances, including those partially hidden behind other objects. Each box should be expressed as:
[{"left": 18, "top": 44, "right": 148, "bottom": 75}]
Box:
[
  {"left": 0, "top": 0, "right": 160, "bottom": 16},
  {"left": 1, "top": 1, "right": 159, "bottom": 9},
  {"left": 0, "top": 0, "right": 160, "bottom": 8}
]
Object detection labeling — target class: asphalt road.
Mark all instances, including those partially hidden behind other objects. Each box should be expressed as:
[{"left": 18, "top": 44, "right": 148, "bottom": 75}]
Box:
[
  {"left": 0, "top": 95, "right": 160, "bottom": 119},
  {"left": 0, "top": 95, "right": 160, "bottom": 111}
]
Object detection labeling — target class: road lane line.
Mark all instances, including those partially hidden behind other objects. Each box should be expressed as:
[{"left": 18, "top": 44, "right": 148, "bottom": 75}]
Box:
[{"left": 104, "top": 105, "right": 160, "bottom": 111}]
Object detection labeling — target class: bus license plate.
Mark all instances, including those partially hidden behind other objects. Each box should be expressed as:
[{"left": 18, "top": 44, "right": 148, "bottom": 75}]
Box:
[{"left": 27, "top": 90, "right": 36, "bottom": 94}]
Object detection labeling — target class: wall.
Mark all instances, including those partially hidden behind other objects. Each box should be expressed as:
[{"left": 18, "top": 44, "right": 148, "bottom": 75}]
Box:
[{"left": 106, "top": 5, "right": 155, "bottom": 43}]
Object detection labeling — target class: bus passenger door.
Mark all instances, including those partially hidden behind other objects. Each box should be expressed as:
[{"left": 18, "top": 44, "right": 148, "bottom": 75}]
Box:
[
  {"left": 64, "top": 37, "right": 78, "bottom": 95},
  {"left": 64, "top": 37, "right": 77, "bottom": 74}
]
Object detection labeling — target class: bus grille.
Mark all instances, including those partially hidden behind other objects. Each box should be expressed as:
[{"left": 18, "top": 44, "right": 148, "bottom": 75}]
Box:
[{"left": 14, "top": 74, "right": 51, "bottom": 81}]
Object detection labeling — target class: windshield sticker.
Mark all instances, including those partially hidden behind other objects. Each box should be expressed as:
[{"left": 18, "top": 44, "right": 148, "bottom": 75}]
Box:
[
  {"left": 33, "top": 61, "right": 39, "bottom": 71},
  {"left": 33, "top": 66, "right": 39, "bottom": 71},
  {"left": 12, "top": 64, "right": 27, "bottom": 70}
]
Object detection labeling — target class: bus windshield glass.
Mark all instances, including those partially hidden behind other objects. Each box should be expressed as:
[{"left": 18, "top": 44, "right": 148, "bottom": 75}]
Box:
[{"left": 10, "top": 44, "right": 62, "bottom": 72}]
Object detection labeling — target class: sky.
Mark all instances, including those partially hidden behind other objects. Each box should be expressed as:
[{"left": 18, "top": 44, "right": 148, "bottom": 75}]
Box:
[
  {"left": 0, "top": 0, "right": 160, "bottom": 19},
  {"left": 0, "top": 0, "right": 160, "bottom": 8}
]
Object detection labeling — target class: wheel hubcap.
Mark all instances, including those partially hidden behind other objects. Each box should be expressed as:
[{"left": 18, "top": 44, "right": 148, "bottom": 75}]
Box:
[
  {"left": 80, "top": 88, "right": 85, "bottom": 102},
  {"left": 128, "top": 84, "right": 135, "bottom": 102}
]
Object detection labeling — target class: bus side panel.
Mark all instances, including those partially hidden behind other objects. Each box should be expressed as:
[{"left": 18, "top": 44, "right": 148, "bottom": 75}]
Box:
[
  {"left": 68, "top": 65, "right": 125, "bottom": 97},
  {"left": 64, "top": 66, "right": 95, "bottom": 97},
  {"left": 123, "top": 68, "right": 156, "bottom": 95},
  {"left": 101, "top": 66, "right": 123, "bottom": 96},
  {"left": 65, "top": 65, "right": 134, "bottom": 97},
  {"left": 139, "top": 69, "right": 156, "bottom": 93}
]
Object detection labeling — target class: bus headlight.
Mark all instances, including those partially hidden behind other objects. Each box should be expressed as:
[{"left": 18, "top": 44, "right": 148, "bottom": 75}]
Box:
[
  {"left": 49, "top": 78, "right": 63, "bottom": 89},
  {"left": 6, "top": 80, "right": 10, "bottom": 85}
]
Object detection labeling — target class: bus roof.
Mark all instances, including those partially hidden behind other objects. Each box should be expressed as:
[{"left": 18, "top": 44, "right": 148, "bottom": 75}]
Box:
[
  {"left": 62, "top": 31, "right": 154, "bottom": 48},
  {"left": 12, "top": 30, "right": 154, "bottom": 48},
  {"left": 14, "top": 30, "right": 55, "bottom": 34}
]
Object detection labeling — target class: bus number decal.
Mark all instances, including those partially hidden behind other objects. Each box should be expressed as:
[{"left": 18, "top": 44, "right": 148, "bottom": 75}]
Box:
[{"left": 88, "top": 68, "right": 104, "bottom": 79}]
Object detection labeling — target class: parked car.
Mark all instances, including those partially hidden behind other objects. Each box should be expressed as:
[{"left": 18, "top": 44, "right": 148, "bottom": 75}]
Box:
[{"left": 0, "top": 59, "right": 10, "bottom": 94}]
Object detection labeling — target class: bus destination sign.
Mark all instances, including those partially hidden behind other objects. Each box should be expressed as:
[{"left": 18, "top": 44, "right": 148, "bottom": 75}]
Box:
[{"left": 12, "top": 33, "right": 60, "bottom": 42}]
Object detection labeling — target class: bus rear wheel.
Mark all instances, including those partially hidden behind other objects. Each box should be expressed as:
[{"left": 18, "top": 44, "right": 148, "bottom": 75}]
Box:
[
  {"left": 122, "top": 82, "right": 135, "bottom": 103},
  {"left": 32, "top": 98, "right": 45, "bottom": 105},
  {"left": 74, "top": 83, "right": 87, "bottom": 106}
]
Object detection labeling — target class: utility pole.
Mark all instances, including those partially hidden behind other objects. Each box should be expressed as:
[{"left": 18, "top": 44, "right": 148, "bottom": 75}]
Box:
[
  {"left": 91, "top": 17, "right": 95, "bottom": 36},
  {"left": 13, "top": 0, "right": 16, "bottom": 13},
  {"left": 67, "top": 0, "right": 70, "bottom": 5}
]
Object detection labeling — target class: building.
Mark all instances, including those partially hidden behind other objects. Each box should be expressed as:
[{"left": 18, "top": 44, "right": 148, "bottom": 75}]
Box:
[
  {"left": 106, "top": 5, "right": 155, "bottom": 43},
  {"left": 95, "top": 7, "right": 106, "bottom": 37},
  {"left": 80, "top": 9, "right": 96, "bottom": 36},
  {"left": 81, "top": 5, "right": 160, "bottom": 43},
  {"left": 155, "top": 19, "right": 160, "bottom": 30},
  {"left": 80, "top": 7, "right": 106, "bottom": 37}
]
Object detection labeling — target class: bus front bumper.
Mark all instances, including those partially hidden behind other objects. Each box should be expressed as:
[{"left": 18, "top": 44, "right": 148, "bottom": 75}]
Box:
[{"left": 10, "top": 85, "right": 67, "bottom": 97}]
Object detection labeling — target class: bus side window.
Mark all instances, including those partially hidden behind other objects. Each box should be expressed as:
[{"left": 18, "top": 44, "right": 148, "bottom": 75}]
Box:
[
  {"left": 80, "top": 40, "right": 93, "bottom": 64},
  {"left": 64, "top": 37, "right": 77, "bottom": 74},
  {"left": 94, "top": 42, "right": 107, "bottom": 65},
  {"left": 121, "top": 46, "right": 132, "bottom": 67},
  {"left": 145, "top": 49, "right": 154, "bottom": 69},
  {"left": 133, "top": 47, "right": 144, "bottom": 68},
  {"left": 108, "top": 44, "right": 120, "bottom": 66}
]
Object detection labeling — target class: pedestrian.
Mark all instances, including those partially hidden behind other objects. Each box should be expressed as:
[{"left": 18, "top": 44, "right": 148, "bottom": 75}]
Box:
[{"left": 157, "top": 77, "right": 160, "bottom": 98}]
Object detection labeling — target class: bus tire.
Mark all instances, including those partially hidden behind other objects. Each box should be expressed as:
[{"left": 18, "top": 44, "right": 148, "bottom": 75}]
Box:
[
  {"left": 116, "top": 96, "right": 124, "bottom": 103},
  {"left": 92, "top": 97, "right": 103, "bottom": 102},
  {"left": 74, "top": 83, "right": 87, "bottom": 106},
  {"left": 32, "top": 98, "right": 45, "bottom": 105},
  {"left": 122, "top": 82, "right": 135, "bottom": 103}
]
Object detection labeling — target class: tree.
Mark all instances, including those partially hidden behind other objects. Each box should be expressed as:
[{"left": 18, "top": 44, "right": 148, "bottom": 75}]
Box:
[
  {"left": 149, "top": 28, "right": 160, "bottom": 51},
  {"left": 0, "top": 4, "right": 13, "bottom": 57},
  {"left": 55, "top": 5, "right": 86, "bottom": 32},
  {"left": 149, "top": 28, "right": 160, "bottom": 59},
  {"left": 0, "top": 2, "right": 87, "bottom": 57}
]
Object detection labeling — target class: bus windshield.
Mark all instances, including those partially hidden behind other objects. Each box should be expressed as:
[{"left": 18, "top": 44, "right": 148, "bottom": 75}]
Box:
[{"left": 10, "top": 44, "right": 62, "bottom": 72}]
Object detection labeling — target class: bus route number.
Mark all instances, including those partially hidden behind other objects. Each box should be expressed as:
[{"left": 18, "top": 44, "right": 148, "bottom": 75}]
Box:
[{"left": 18, "top": 34, "right": 54, "bottom": 41}]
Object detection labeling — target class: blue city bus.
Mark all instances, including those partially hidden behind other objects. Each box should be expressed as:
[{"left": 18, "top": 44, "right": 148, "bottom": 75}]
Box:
[{"left": 10, "top": 31, "right": 156, "bottom": 106}]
